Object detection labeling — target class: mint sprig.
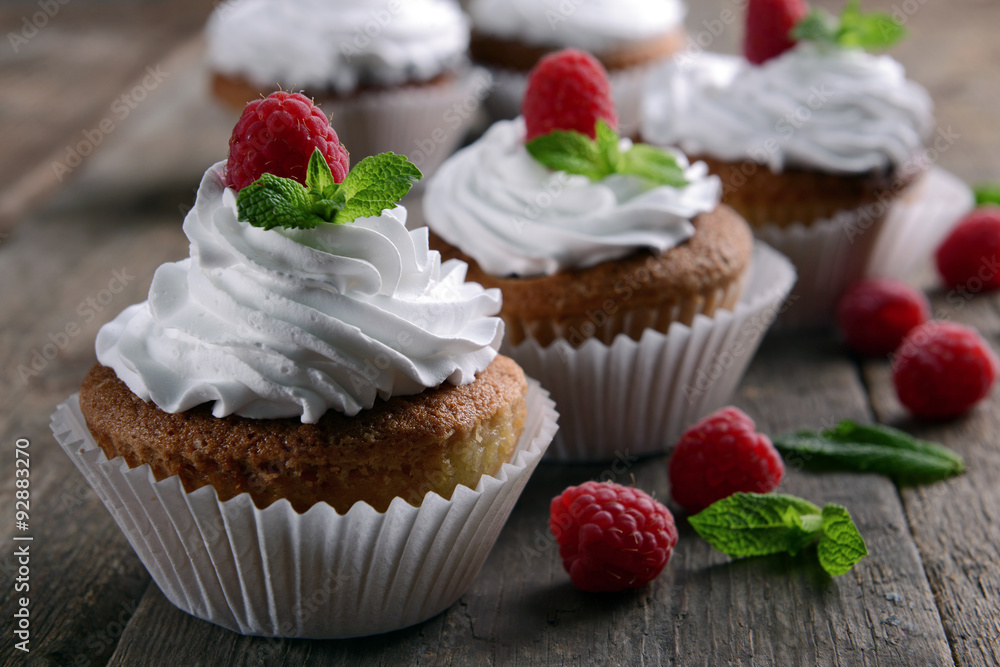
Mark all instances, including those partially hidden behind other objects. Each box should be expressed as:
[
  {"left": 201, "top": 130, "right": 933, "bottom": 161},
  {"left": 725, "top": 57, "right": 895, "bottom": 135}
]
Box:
[
  {"left": 236, "top": 149, "right": 422, "bottom": 230},
  {"left": 773, "top": 421, "right": 965, "bottom": 485},
  {"left": 792, "top": 0, "right": 906, "bottom": 52},
  {"left": 973, "top": 183, "right": 1000, "bottom": 207},
  {"left": 525, "top": 120, "right": 688, "bottom": 188},
  {"left": 689, "top": 492, "right": 868, "bottom": 577}
]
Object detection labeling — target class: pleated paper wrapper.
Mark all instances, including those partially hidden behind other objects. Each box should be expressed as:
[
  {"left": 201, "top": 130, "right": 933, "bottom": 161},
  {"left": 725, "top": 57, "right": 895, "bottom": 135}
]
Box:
[
  {"left": 318, "top": 68, "right": 491, "bottom": 180},
  {"left": 50, "top": 382, "right": 558, "bottom": 639},
  {"left": 502, "top": 242, "right": 796, "bottom": 462}
]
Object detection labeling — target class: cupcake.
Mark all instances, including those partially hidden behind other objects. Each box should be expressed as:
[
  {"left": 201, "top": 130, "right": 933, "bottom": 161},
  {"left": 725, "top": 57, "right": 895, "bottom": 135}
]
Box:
[
  {"left": 54, "top": 92, "right": 558, "bottom": 638},
  {"left": 467, "top": 0, "right": 687, "bottom": 134},
  {"left": 642, "top": 0, "right": 934, "bottom": 326},
  {"left": 207, "top": 0, "right": 483, "bottom": 176},
  {"left": 422, "top": 51, "right": 796, "bottom": 460}
]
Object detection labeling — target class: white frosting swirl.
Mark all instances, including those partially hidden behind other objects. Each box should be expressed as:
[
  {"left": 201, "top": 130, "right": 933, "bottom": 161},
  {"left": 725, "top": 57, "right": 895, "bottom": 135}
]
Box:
[
  {"left": 207, "top": 0, "right": 470, "bottom": 95},
  {"left": 422, "top": 118, "right": 721, "bottom": 277},
  {"left": 97, "top": 163, "right": 503, "bottom": 422},
  {"left": 642, "top": 45, "right": 934, "bottom": 174},
  {"left": 469, "top": 0, "right": 685, "bottom": 53}
]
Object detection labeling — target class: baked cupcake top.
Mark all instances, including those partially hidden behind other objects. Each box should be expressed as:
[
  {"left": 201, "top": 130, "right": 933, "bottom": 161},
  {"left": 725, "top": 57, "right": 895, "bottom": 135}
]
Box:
[
  {"left": 206, "top": 0, "right": 470, "bottom": 95},
  {"left": 642, "top": 2, "right": 933, "bottom": 175},
  {"left": 423, "top": 117, "right": 720, "bottom": 277},
  {"left": 98, "top": 92, "right": 503, "bottom": 423},
  {"left": 468, "top": 0, "right": 685, "bottom": 53}
]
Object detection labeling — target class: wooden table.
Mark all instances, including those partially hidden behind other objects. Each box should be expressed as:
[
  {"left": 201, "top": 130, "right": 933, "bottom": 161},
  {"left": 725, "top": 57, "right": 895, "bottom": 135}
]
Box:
[{"left": 2, "top": 0, "right": 999, "bottom": 664}]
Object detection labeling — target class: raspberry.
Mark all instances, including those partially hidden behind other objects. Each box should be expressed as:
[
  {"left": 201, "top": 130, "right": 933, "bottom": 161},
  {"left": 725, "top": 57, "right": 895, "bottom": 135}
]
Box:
[
  {"left": 744, "top": 0, "right": 809, "bottom": 65},
  {"left": 935, "top": 207, "right": 1000, "bottom": 292},
  {"left": 837, "top": 279, "right": 930, "bottom": 356},
  {"left": 226, "top": 91, "right": 350, "bottom": 192},
  {"left": 893, "top": 321, "right": 999, "bottom": 419},
  {"left": 549, "top": 482, "right": 678, "bottom": 593},
  {"left": 522, "top": 49, "right": 618, "bottom": 142},
  {"left": 668, "top": 407, "right": 784, "bottom": 514}
]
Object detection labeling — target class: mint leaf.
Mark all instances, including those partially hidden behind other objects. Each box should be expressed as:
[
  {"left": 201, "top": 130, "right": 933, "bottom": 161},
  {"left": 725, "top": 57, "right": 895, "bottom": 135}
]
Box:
[
  {"left": 974, "top": 184, "right": 1000, "bottom": 207},
  {"left": 334, "top": 153, "right": 422, "bottom": 224},
  {"left": 237, "top": 173, "right": 326, "bottom": 230},
  {"left": 793, "top": 0, "right": 906, "bottom": 52},
  {"left": 621, "top": 144, "right": 689, "bottom": 188},
  {"left": 235, "top": 150, "right": 421, "bottom": 230},
  {"left": 689, "top": 493, "right": 822, "bottom": 557},
  {"left": 526, "top": 120, "right": 690, "bottom": 188},
  {"left": 774, "top": 421, "right": 965, "bottom": 485},
  {"left": 525, "top": 130, "right": 605, "bottom": 181},
  {"left": 817, "top": 504, "right": 868, "bottom": 576}
]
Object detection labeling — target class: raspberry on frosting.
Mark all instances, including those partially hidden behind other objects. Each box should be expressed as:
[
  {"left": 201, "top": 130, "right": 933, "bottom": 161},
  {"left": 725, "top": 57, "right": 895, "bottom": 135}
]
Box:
[
  {"left": 226, "top": 91, "right": 350, "bottom": 192},
  {"left": 550, "top": 481, "right": 678, "bottom": 592},
  {"left": 522, "top": 49, "right": 618, "bottom": 142},
  {"left": 744, "top": 0, "right": 808, "bottom": 65}
]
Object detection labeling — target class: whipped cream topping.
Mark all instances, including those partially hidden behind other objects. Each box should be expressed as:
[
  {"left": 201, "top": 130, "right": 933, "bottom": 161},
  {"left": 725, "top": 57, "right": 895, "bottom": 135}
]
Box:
[
  {"left": 642, "top": 45, "right": 934, "bottom": 174},
  {"left": 469, "top": 0, "right": 685, "bottom": 53},
  {"left": 423, "top": 118, "right": 721, "bottom": 277},
  {"left": 97, "top": 163, "right": 503, "bottom": 422},
  {"left": 207, "top": 0, "right": 470, "bottom": 95}
]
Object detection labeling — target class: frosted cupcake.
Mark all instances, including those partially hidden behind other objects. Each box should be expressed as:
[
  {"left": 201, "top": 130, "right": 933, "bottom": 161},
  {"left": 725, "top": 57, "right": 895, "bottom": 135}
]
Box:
[
  {"left": 53, "top": 93, "right": 557, "bottom": 638},
  {"left": 642, "top": 0, "right": 933, "bottom": 325},
  {"left": 467, "top": 0, "right": 687, "bottom": 134},
  {"left": 207, "top": 0, "right": 482, "bottom": 175},
  {"left": 422, "top": 51, "right": 796, "bottom": 460}
]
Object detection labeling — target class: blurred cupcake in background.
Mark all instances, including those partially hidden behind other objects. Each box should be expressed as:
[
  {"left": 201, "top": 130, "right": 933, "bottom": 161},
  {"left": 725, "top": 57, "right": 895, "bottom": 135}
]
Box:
[
  {"left": 642, "top": 0, "right": 934, "bottom": 326},
  {"left": 207, "top": 0, "right": 484, "bottom": 176},
  {"left": 467, "top": 0, "right": 687, "bottom": 135}
]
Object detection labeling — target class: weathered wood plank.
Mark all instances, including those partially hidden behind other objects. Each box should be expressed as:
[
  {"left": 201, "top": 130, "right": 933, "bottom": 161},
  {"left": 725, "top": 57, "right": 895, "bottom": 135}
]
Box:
[{"left": 862, "top": 294, "right": 1000, "bottom": 667}]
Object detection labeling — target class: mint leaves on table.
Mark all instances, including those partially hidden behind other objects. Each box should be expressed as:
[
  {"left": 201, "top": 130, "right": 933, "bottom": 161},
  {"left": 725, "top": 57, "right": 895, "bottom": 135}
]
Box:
[
  {"left": 689, "top": 493, "right": 868, "bottom": 577},
  {"left": 236, "top": 148, "right": 422, "bottom": 230},
  {"left": 974, "top": 183, "right": 1000, "bottom": 207},
  {"left": 525, "top": 120, "right": 689, "bottom": 188},
  {"left": 773, "top": 421, "right": 965, "bottom": 485},
  {"left": 792, "top": 0, "right": 906, "bottom": 52}
]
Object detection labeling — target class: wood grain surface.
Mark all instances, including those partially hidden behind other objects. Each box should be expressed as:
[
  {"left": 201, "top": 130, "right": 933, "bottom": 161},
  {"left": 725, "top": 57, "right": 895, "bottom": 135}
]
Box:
[{"left": 1, "top": 0, "right": 998, "bottom": 665}]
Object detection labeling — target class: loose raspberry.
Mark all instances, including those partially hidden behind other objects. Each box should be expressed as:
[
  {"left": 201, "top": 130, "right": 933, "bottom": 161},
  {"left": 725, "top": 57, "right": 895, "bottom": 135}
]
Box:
[
  {"left": 744, "top": 0, "right": 809, "bottom": 65},
  {"left": 893, "top": 321, "right": 999, "bottom": 419},
  {"left": 935, "top": 207, "right": 1000, "bottom": 292},
  {"left": 226, "top": 91, "right": 350, "bottom": 192},
  {"left": 550, "top": 482, "right": 677, "bottom": 593},
  {"left": 669, "top": 407, "right": 785, "bottom": 514},
  {"left": 522, "top": 48, "right": 618, "bottom": 142},
  {"left": 837, "top": 279, "right": 930, "bottom": 356}
]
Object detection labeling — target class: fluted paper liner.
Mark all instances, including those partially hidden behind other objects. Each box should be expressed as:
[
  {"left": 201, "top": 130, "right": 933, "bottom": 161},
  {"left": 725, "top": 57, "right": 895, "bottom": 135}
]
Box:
[
  {"left": 50, "top": 382, "right": 557, "bottom": 639},
  {"left": 866, "top": 167, "right": 974, "bottom": 281},
  {"left": 502, "top": 243, "right": 796, "bottom": 462}
]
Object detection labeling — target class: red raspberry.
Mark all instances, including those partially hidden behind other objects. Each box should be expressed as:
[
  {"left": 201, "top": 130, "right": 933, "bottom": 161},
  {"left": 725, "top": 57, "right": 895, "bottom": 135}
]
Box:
[
  {"left": 550, "top": 482, "right": 678, "bottom": 593},
  {"left": 668, "top": 407, "right": 784, "bottom": 514},
  {"left": 744, "top": 0, "right": 809, "bottom": 65},
  {"left": 226, "top": 91, "right": 350, "bottom": 192},
  {"left": 893, "top": 321, "right": 999, "bottom": 419},
  {"left": 837, "top": 279, "right": 930, "bottom": 356},
  {"left": 935, "top": 207, "right": 1000, "bottom": 292},
  {"left": 522, "top": 49, "right": 618, "bottom": 142}
]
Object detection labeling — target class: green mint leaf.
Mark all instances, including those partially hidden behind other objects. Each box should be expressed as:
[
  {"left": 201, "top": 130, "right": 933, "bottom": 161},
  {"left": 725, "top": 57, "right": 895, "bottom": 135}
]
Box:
[
  {"left": 305, "top": 148, "right": 338, "bottom": 197},
  {"left": 525, "top": 130, "right": 606, "bottom": 181},
  {"left": 974, "top": 184, "right": 1000, "bottom": 207},
  {"left": 793, "top": 0, "right": 906, "bottom": 52},
  {"left": 333, "top": 152, "right": 422, "bottom": 224},
  {"left": 595, "top": 120, "right": 623, "bottom": 177},
  {"left": 774, "top": 421, "right": 965, "bottom": 485},
  {"left": 792, "top": 9, "right": 840, "bottom": 47},
  {"left": 689, "top": 493, "right": 823, "bottom": 558},
  {"left": 817, "top": 504, "right": 868, "bottom": 576},
  {"left": 620, "top": 144, "right": 690, "bottom": 188},
  {"left": 237, "top": 173, "right": 326, "bottom": 230}
]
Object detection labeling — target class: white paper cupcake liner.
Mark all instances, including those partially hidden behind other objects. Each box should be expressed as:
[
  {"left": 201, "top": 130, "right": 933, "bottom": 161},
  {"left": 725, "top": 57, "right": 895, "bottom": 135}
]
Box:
[
  {"left": 320, "top": 67, "right": 492, "bottom": 179},
  {"left": 50, "top": 382, "right": 557, "bottom": 639},
  {"left": 482, "top": 59, "right": 665, "bottom": 136},
  {"left": 866, "top": 167, "right": 975, "bottom": 281},
  {"left": 502, "top": 242, "right": 796, "bottom": 462}
]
